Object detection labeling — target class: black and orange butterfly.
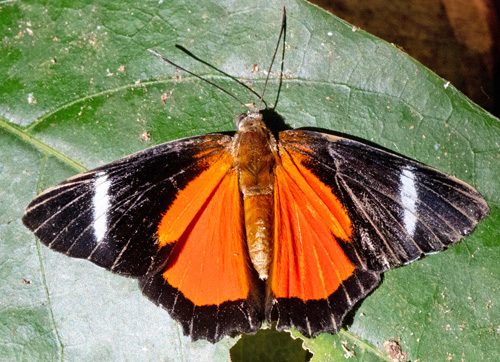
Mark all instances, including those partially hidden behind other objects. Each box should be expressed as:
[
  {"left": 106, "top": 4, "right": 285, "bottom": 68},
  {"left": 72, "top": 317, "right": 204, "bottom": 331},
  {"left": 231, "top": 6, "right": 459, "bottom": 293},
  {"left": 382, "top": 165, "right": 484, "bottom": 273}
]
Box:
[{"left": 22, "top": 10, "right": 489, "bottom": 344}]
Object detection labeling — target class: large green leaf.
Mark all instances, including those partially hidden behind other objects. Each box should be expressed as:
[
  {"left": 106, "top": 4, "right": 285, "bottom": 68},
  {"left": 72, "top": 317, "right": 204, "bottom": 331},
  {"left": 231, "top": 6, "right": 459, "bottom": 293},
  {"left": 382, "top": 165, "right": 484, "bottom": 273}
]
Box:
[{"left": 1, "top": 0, "right": 499, "bottom": 361}]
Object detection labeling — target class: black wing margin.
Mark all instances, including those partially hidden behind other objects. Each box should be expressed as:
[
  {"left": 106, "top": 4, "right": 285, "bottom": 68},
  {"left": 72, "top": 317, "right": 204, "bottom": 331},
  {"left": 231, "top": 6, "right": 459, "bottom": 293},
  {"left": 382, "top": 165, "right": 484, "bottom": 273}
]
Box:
[
  {"left": 280, "top": 130, "right": 489, "bottom": 272},
  {"left": 22, "top": 134, "right": 232, "bottom": 277}
]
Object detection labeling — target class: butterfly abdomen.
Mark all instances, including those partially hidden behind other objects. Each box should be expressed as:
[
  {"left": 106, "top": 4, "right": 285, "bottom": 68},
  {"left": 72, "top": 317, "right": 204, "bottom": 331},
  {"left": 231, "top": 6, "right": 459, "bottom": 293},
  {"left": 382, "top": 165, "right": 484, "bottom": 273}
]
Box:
[{"left": 233, "top": 112, "right": 278, "bottom": 280}]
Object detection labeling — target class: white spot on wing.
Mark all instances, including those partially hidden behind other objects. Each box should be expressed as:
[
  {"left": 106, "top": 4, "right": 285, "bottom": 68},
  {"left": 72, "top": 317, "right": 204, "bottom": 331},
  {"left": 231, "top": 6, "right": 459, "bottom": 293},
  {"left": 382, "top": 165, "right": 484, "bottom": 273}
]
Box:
[
  {"left": 401, "top": 168, "right": 418, "bottom": 236},
  {"left": 93, "top": 172, "right": 111, "bottom": 242}
]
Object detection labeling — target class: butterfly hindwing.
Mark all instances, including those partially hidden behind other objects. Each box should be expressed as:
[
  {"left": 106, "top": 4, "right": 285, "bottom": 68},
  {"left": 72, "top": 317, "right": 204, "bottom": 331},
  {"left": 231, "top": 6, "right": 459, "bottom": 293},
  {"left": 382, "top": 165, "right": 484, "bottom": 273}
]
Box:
[
  {"left": 140, "top": 168, "right": 264, "bottom": 343},
  {"left": 268, "top": 134, "right": 380, "bottom": 337}
]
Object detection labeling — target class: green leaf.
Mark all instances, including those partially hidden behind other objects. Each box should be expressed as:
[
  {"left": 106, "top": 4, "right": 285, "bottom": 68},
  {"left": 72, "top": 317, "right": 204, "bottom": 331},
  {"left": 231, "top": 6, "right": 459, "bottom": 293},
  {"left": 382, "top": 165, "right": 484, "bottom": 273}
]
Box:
[{"left": 1, "top": 0, "right": 499, "bottom": 361}]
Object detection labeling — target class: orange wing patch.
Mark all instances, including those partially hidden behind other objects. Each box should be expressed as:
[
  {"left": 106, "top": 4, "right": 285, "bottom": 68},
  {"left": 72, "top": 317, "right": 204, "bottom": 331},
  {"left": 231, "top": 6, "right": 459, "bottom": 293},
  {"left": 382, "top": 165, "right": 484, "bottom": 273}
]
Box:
[
  {"left": 271, "top": 144, "right": 355, "bottom": 301},
  {"left": 159, "top": 164, "right": 254, "bottom": 306},
  {"left": 157, "top": 150, "right": 233, "bottom": 246}
]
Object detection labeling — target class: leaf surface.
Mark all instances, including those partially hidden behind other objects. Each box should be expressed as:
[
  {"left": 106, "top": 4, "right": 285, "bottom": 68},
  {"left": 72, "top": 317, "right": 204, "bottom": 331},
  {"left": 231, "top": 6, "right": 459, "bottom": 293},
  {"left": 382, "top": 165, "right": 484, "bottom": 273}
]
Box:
[{"left": 1, "top": 0, "right": 499, "bottom": 361}]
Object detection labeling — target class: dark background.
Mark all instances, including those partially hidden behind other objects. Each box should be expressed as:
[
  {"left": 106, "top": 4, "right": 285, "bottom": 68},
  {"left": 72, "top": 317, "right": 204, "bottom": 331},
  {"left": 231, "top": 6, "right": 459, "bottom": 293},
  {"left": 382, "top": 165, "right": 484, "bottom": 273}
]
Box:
[{"left": 310, "top": 0, "right": 500, "bottom": 116}]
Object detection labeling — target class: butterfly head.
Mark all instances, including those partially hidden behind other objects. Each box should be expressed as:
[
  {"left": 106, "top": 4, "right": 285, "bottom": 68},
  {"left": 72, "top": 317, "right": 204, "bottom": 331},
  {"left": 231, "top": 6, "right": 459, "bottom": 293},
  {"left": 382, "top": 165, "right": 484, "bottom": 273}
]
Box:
[{"left": 236, "top": 111, "right": 265, "bottom": 132}]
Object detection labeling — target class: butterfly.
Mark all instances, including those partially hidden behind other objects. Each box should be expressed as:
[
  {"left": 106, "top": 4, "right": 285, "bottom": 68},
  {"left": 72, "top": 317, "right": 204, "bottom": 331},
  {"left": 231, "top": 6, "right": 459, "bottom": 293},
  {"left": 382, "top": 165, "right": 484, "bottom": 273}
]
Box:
[{"left": 22, "top": 10, "right": 489, "bottom": 344}]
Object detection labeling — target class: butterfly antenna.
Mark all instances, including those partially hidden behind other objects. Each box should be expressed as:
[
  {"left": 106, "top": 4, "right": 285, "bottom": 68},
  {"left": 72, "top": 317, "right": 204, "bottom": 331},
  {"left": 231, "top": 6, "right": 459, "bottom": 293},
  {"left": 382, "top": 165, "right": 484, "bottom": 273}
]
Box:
[
  {"left": 258, "top": 7, "right": 287, "bottom": 111},
  {"left": 148, "top": 49, "right": 248, "bottom": 108},
  {"left": 175, "top": 45, "right": 266, "bottom": 107}
]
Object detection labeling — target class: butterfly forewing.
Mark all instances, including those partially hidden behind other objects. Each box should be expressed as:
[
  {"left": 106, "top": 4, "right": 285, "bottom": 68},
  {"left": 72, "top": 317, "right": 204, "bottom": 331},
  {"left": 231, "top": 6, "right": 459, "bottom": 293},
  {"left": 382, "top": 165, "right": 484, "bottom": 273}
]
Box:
[
  {"left": 277, "top": 130, "right": 489, "bottom": 272},
  {"left": 23, "top": 134, "right": 233, "bottom": 277}
]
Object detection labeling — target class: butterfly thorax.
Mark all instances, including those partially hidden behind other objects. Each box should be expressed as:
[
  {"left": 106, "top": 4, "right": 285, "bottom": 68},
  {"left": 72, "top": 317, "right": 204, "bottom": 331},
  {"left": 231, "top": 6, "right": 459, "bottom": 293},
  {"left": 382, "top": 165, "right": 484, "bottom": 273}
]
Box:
[{"left": 232, "top": 112, "right": 277, "bottom": 280}]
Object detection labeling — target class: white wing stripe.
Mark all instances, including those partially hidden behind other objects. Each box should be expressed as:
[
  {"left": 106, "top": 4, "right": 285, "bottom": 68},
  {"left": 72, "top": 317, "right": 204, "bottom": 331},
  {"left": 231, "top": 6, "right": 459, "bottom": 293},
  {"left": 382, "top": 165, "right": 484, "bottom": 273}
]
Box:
[
  {"left": 92, "top": 172, "right": 111, "bottom": 243},
  {"left": 401, "top": 168, "right": 418, "bottom": 237}
]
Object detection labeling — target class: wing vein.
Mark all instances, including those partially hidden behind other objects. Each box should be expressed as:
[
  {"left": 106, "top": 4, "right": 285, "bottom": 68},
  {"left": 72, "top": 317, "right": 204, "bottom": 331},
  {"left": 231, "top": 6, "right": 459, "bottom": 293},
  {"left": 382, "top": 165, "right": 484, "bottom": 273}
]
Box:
[
  {"left": 337, "top": 175, "right": 401, "bottom": 266},
  {"left": 327, "top": 148, "right": 482, "bottom": 221},
  {"left": 340, "top": 172, "right": 462, "bottom": 238}
]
